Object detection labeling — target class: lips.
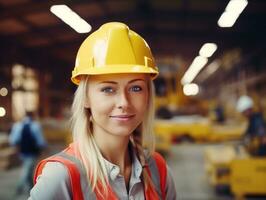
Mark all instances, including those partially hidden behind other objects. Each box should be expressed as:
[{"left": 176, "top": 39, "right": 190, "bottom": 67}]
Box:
[{"left": 110, "top": 114, "right": 135, "bottom": 121}]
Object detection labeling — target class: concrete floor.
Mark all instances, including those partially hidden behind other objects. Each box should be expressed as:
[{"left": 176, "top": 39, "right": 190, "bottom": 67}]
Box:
[
  {"left": 0, "top": 166, "right": 28, "bottom": 200},
  {"left": 0, "top": 143, "right": 264, "bottom": 200},
  {"left": 166, "top": 144, "right": 232, "bottom": 200},
  {"left": 0, "top": 143, "right": 65, "bottom": 200}
]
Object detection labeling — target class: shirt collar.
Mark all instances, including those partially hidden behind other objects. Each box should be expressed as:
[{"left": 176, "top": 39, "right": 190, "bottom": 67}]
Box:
[{"left": 103, "top": 147, "right": 143, "bottom": 181}]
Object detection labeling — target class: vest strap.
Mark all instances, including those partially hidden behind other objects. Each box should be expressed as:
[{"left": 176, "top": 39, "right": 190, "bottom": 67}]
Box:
[
  {"left": 152, "top": 152, "right": 167, "bottom": 200},
  {"left": 34, "top": 155, "right": 84, "bottom": 200}
]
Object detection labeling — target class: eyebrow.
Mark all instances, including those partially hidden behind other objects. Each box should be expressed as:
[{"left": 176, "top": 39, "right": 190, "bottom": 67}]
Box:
[{"left": 99, "top": 79, "right": 145, "bottom": 84}]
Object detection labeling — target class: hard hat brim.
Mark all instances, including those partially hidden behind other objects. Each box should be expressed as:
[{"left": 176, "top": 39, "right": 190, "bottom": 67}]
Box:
[{"left": 71, "top": 64, "right": 159, "bottom": 85}]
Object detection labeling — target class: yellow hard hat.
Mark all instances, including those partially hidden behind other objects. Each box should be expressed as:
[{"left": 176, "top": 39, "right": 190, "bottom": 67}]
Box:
[{"left": 71, "top": 22, "right": 159, "bottom": 85}]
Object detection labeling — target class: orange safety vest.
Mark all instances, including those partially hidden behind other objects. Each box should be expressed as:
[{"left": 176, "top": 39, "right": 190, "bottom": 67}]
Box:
[{"left": 34, "top": 143, "right": 167, "bottom": 200}]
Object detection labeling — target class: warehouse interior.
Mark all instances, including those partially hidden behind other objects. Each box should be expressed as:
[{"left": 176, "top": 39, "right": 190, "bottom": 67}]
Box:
[{"left": 0, "top": 0, "right": 266, "bottom": 199}]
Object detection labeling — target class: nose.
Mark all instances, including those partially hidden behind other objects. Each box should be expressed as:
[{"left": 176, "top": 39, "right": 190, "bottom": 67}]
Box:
[{"left": 117, "top": 90, "right": 130, "bottom": 110}]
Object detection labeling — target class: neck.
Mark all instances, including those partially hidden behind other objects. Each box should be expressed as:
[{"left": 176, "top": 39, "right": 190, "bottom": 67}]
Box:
[
  {"left": 93, "top": 128, "right": 131, "bottom": 171},
  {"left": 92, "top": 125, "right": 133, "bottom": 189}
]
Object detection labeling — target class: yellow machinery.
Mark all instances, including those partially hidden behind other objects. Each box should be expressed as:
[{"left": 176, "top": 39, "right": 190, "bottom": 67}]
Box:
[
  {"left": 154, "top": 115, "right": 210, "bottom": 142},
  {"left": 153, "top": 73, "right": 246, "bottom": 153},
  {"left": 208, "top": 122, "right": 247, "bottom": 142},
  {"left": 154, "top": 116, "right": 246, "bottom": 144},
  {"left": 153, "top": 69, "right": 201, "bottom": 113},
  {"left": 205, "top": 145, "right": 266, "bottom": 199},
  {"left": 154, "top": 126, "right": 172, "bottom": 154},
  {"left": 153, "top": 72, "right": 185, "bottom": 153},
  {"left": 154, "top": 73, "right": 181, "bottom": 111},
  {"left": 231, "top": 158, "right": 266, "bottom": 198},
  {"left": 205, "top": 145, "right": 238, "bottom": 191}
]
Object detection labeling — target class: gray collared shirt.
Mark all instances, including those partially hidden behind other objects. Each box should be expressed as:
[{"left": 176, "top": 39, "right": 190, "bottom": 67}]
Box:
[
  {"left": 29, "top": 152, "right": 176, "bottom": 200},
  {"left": 104, "top": 151, "right": 144, "bottom": 199}
]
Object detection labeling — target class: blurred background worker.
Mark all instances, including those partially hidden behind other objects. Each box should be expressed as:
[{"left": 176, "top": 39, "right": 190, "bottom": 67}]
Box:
[
  {"left": 9, "top": 111, "right": 46, "bottom": 195},
  {"left": 214, "top": 103, "right": 226, "bottom": 124},
  {"left": 237, "top": 95, "right": 266, "bottom": 156}
]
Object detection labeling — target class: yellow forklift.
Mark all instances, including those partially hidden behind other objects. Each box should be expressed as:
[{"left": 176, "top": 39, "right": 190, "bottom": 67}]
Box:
[
  {"left": 153, "top": 72, "right": 182, "bottom": 153},
  {"left": 205, "top": 96, "right": 266, "bottom": 199},
  {"left": 205, "top": 144, "right": 266, "bottom": 199},
  {"left": 153, "top": 73, "right": 246, "bottom": 153}
]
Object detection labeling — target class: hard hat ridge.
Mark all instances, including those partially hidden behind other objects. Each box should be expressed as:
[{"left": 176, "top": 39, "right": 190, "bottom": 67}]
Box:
[{"left": 105, "top": 23, "right": 136, "bottom": 65}]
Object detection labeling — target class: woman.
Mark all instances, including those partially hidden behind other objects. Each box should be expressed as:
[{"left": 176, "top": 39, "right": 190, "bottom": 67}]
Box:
[{"left": 29, "top": 22, "right": 176, "bottom": 200}]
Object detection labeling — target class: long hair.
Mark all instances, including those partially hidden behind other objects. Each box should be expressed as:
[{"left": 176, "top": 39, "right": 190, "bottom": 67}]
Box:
[{"left": 71, "top": 75, "right": 156, "bottom": 196}]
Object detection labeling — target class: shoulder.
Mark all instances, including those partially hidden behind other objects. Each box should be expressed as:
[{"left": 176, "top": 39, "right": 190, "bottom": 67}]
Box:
[
  {"left": 146, "top": 152, "right": 177, "bottom": 199},
  {"left": 145, "top": 151, "right": 168, "bottom": 184},
  {"left": 37, "top": 162, "right": 69, "bottom": 181},
  {"left": 30, "top": 162, "right": 71, "bottom": 200},
  {"left": 30, "top": 121, "right": 42, "bottom": 129},
  {"left": 165, "top": 165, "right": 177, "bottom": 200},
  {"left": 150, "top": 152, "right": 177, "bottom": 199},
  {"left": 146, "top": 151, "right": 167, "bottom": 170},
  {"left": 152, "top": 152, "right": 166, "bottom": 164}
]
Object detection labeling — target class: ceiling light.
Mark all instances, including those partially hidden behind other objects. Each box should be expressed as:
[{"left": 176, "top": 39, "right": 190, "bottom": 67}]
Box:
[
  {"left": 0, "top": 87, "right": 8, "bottom": 96},
  {"left": 183, "top": 83, "right": 199, "bottom": 96},
  {"left": 12, "top": 63, "right": 25, "bottom": 76},
  {"left": 218, "top": 0, "right": 248, "bottom": 28},
  {"left": 0, "top": 107, "right": 6, "bottom": 117},
  {"left": 225, "top": 0, "right": 248, "bottom": 14},
  {"left": 218, "top": 11, "right": 239, "bottom": 27},
  {"left": 50, "top": 5, "right": 91, "bottom": 33},
  {"left": 181, "top": 56, "right": 208, "bottom": 85},
  {"left": 199, "top": 43, "right": 217, "bottom": 58}
]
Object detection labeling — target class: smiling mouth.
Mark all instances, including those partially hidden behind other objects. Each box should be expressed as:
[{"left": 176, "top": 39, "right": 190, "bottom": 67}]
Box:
[{"left": 110, "top": 114, "right": 135, "bottom": 121}]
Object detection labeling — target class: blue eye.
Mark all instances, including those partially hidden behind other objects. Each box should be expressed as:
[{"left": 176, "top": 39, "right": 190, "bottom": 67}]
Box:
[
  {"left": 130, "top": 86, "right": 142, "bottom": 92},
  {"left": 101, "top": 87, "right": 115, "bottom": 93}
]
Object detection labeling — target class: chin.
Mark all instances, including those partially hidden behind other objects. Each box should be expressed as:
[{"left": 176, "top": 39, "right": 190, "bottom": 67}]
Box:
[{"left": 107, "top": 127, "right": 136, "bottom": 137}]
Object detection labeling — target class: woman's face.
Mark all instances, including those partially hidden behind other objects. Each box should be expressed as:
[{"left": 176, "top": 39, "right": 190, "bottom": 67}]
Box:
[{"left": 86, "top": 73, "right": 149, "bottom": 138}]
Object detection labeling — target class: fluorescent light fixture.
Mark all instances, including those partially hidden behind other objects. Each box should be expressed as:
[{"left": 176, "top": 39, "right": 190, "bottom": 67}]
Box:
[
  {"left": 218, "top": 0, "right": 248, "bottom": 28},
  {"left": 199, "top": 43, "right": 217, "bottom": 58},
  {"left": 50, "top": 5, "right": 91, "bottom": 33},
  {"left": 218, "top": 11, "right": 239, "bottom": 27},
  {"left": 225, "top": 0, "right": 248, "bottom": 14},
  {"left": 0, "top": 107, "right": 6, "bottom": 117},
  {"left": 183, "top": 83, "right": 199, "bottom": 96},
  {"left": 12, "top": 63, "right": 25, "bottom": 76},
  {"left": 181, "top": 56, "right": 208, "bottom": 85}
]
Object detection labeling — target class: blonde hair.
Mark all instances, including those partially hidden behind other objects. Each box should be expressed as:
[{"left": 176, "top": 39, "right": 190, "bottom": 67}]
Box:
[{"left": 71, "top": 75, "right": 156, "bottom": 196}]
